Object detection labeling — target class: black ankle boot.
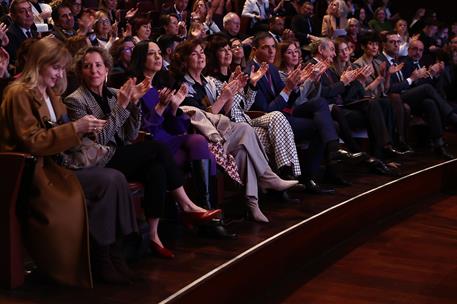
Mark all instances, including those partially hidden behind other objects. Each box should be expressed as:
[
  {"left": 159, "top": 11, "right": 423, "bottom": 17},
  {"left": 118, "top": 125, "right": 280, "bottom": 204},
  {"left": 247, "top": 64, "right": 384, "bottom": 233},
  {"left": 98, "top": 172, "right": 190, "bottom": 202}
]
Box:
[
  {"left": 110, "top": 240, "right": 138, "bottom": 281},
  {"left": 191, "top": 159, "right": 214, "bottom": 210},
  {"left": 91, "top": 241, "right": 130, "bottom": 285}
]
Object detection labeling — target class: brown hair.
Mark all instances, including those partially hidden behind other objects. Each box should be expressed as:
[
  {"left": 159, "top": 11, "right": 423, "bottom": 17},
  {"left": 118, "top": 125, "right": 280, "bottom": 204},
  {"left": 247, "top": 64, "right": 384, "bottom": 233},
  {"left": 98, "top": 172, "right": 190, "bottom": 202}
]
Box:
[
  {"left": 15, "top": 37, "right": 71, "bottom": 94},
  {"left": 74, "top": 46, "right": 113, "bottom": 83},
  {"left": 170, "top": 38, "right": 204, "bottom": 80}
]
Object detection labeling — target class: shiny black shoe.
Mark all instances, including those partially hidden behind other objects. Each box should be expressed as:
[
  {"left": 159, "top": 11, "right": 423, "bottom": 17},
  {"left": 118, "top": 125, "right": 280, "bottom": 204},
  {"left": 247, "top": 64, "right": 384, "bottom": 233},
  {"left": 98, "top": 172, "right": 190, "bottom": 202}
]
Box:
[
  {"left": 198, "top": 219, "right": 237, "bottom": 239},
  {"left": 302, "top": 179, "right": 335, "bottom": 194},
  {"left": 366, "top": 157, "right": 398, "bottom": 176},
  {"left": 383, "top": 146, "right": 410, "bottom": 158},
  {"left": 434, "top": 146, "right": 455, "bottom": 160},
  {"left": 330, "top": 149, "right": 367, "bottom": 163},
  {"left": 280, "top": 190, "right": 301, "bottom": 204},
  {"left": 323, "top": 174, "right": 352, "bottom": 187},
  {"left": 396, "top": 142, "right": 414, "bottom": 154}
]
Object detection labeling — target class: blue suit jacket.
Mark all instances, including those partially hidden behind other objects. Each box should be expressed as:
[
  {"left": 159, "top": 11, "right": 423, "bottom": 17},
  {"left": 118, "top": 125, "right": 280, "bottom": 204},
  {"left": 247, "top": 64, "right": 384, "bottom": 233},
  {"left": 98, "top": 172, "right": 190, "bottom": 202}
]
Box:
[{"left": 245, "top": 61, "right": 294, "bottom": 112}]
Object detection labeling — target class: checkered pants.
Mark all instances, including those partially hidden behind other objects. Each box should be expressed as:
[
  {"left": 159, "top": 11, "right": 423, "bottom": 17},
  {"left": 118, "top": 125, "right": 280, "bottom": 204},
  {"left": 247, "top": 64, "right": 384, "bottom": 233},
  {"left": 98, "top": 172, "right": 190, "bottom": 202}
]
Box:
[{"left": 251, "top": 111, "right": 301, "bottom": 177}]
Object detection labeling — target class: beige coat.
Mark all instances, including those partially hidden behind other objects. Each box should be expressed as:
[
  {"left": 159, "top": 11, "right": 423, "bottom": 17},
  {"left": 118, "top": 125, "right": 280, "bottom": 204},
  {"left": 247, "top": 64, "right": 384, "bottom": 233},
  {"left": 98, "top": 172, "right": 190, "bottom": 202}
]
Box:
[
  {"left": 321, "top": 14, "right": 347, "bottom": 38},
  {"left": 0, "top": 84, "right": 92, "bottom": 287}
]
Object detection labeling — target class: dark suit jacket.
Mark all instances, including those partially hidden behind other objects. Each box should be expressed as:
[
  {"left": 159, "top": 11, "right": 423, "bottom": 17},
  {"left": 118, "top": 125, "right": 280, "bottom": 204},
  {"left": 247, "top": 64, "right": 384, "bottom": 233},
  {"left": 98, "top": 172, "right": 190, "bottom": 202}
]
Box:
[
  {"left": 5, "top": 22, "right": 37, "bottom": 65},
  {"left": 309, "top": 58, "right": 346, "bottom": 105},
  {"left": 399, "top": 56, "right": 440, "bottom": 88},
  {"left": 245, "top": 61, "right": 292, "bottom": 113},
  {"left": 378, "top": 53, "right": 411, "bottom": 94},
  {"left": 291, "top": 15, "right": 317, "bottom": 46}
]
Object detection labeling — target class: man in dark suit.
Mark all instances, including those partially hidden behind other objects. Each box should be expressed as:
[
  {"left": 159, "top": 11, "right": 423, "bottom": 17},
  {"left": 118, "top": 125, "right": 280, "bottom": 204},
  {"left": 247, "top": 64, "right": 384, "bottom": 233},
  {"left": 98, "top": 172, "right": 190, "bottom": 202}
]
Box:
[
  {"left": 401, "top": 39, "right": 443, "bottom": 88},
  {"left": 6, "top": 0, "right": 38, "bottom": 66},
  {"left": 246, "top": 32, "right": 355, "bottom": 191},
  {"left": 312, "top": 37, "right": 403, "bottom": 160},
  {"left": 380, "top": 31, "right": 456, "bottom": 159},
  {"left": 291, "top": 1, "right": 319, "bottom": 47},
  {"left": 160, "top": 0, "right": 189, "bottom": 23}
]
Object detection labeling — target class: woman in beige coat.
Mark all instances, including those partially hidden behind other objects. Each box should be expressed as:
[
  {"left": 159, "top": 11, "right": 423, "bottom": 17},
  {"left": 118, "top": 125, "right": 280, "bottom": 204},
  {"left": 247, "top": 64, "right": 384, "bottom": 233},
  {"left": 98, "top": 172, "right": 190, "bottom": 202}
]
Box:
[
  {"left": 0, "top": 37, "right": 136, "bottom": 286},
  {"left": 321, "top": 0, "right": 347, "bottom": 38}
]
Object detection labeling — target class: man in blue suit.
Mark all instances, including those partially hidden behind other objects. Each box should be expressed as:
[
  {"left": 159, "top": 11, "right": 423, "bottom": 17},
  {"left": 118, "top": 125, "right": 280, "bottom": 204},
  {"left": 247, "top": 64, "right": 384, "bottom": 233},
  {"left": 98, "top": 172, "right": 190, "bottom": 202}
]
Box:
[{"left": 246, "top": 32, "right": 358, "bottom": 191}]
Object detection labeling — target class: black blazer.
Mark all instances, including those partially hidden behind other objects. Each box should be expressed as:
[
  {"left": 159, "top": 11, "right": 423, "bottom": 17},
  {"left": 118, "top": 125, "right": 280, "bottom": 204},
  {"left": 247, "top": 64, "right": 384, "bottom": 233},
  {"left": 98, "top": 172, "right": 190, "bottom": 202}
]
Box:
[{"left": 5, "top": 22, "right": 37, "bottom": 65}]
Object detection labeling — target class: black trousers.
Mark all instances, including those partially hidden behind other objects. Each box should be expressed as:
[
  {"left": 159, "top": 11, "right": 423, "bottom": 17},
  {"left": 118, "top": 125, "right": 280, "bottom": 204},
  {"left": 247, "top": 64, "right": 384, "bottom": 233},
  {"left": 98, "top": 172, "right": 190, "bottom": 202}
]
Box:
[
  {"left": 400, "top": 83, "right": 453, "bottom": 139},
  {"left": 106, "top": 140, "right": 184, "bottom": 219},
  {"left": 342, "top": 99, "right": 392, "bottom": 151}
]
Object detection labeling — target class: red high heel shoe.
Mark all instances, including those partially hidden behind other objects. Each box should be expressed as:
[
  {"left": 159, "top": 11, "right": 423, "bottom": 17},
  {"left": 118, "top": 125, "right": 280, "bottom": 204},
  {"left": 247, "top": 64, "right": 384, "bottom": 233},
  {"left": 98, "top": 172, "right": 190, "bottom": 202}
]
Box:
[
  {"left": 149, "top": 241, "right": 175, "bottom": 259},
  {"left": 182, "top": 209, "right": 222, "bottom": 228}
]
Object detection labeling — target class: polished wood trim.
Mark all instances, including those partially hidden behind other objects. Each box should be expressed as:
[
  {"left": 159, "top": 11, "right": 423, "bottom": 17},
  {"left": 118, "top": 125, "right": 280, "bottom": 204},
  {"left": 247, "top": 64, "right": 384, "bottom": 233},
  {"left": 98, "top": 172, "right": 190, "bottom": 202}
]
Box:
[{"left": 163, "top": 160, "right": 457, "bottom": 303}]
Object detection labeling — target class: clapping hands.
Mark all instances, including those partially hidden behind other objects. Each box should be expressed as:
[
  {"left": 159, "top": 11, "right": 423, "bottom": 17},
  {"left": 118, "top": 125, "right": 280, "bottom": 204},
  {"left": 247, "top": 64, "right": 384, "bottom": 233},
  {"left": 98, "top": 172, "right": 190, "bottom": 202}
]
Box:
[{"left": 118, "top": 77, "right": 152, "bottom": 108}]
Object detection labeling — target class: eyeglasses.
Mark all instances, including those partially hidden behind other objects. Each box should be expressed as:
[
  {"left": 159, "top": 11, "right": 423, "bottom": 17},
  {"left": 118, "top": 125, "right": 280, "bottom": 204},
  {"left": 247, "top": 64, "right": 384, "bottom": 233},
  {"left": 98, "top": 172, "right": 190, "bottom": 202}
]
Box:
[
  {"left": 122, "top": 47, "right": 133, "bottom": 53},
  {"left": 231, "top": 44, "right": 242, "bottom": 49},
  {"left": 98, "top": 18, "right": 111, "bottom": 25},
  {"left": 388, "top": 40, "right": 401, "bottom": 44},
  {"left": 218, "top": 47, "right": 231, "bottom": 53}
]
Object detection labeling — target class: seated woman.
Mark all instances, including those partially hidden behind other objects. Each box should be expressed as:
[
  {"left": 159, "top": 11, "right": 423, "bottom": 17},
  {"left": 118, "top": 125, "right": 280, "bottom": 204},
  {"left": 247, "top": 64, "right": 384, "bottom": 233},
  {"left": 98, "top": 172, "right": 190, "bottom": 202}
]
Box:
[
  {"left": 128, "top": 40, "right": 235, "bottom": 239},
  {"left": 191, "top": 0, "right": 221, "bottom": 35},
  {"left": 93, "top": 10, "right": 115, "bottom": 49},
  {"left": 321, "top": 0, "right": 347, "bottom": 38},
  {"left": 131, "top": 16, "right": 152, "bottom": 44},
  {"left": 0, "top": 37, "right": 137, "bottom": 286},
  {"left": 170, "top": 39, "right": 299, "bottom": 223},
  {"left": 331, "top": 38, "right": 407, "bottom": 163},
  {"left": 64, "top": 46, "right": 221, "bottom": 258},
  {"left": 204, "top": 34, "right": 301, "bottom": 180}
]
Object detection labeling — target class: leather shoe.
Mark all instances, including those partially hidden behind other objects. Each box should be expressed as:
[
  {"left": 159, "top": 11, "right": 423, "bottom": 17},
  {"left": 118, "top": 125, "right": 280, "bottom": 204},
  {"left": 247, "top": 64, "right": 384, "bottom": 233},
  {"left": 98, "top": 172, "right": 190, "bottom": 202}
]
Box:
[
  {"left": 279, "top": 190, "right": 301, "bottom": 203},
  {"left": 330, "top": 149, "right": 367, "bottom": 163},
  {"left": 434, "top": 146, "right": 455, "bottom": 160},
  {"left": 323, "top": 174, "right": 352, "bottom": 186},
  {"left": 150, "top": 241, "right": 175, "bottom": 259},
  {"left": 198, "top": 220, "right": 237, "bottom": 239},
  {"left": 366, "top": 157, "right": 398, "bottom": 176},
  {"left": 383, "top": 146, "right": 410, "bottom": 158},
  {"left": 302, "top": 179, "right": 335, "bottom": 194},
  {"left": 396, "top": 142, "right": 414, "bottom": 154}
]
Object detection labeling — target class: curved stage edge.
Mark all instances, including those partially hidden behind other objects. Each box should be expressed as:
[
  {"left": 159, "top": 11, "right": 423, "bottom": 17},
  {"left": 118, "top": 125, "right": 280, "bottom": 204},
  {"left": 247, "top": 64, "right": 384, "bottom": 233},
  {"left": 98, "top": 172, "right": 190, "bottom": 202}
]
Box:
[{"left": 161, "top": 159, "right": 457, "bottom": 304}]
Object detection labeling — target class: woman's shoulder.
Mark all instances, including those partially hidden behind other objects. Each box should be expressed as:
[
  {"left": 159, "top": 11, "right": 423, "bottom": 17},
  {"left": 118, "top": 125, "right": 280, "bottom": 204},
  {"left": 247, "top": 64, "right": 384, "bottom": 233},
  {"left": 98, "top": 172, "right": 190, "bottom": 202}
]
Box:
[{"left": 3, "top": 82, "right": 36, "bottom": 102}]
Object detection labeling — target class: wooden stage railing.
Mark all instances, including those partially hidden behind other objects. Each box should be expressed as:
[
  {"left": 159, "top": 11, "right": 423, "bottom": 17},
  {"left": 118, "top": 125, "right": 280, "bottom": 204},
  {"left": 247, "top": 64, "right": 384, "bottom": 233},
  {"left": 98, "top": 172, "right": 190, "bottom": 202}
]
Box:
[{"left": 160, "top": 159, "right": 457, "bottom": 304}]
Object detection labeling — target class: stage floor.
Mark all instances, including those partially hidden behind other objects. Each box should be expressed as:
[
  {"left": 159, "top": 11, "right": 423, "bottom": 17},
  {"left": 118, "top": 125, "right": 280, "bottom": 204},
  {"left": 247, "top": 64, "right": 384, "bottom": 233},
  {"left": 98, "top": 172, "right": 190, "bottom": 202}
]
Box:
[{"left": 1, "top": 147, "right": 455, "bottom": 304}]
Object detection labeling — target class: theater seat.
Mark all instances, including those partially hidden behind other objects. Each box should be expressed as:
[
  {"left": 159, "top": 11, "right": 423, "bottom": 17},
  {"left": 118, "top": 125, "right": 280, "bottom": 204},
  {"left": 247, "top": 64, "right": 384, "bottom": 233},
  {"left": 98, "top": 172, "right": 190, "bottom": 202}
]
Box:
[{"left": 0, "top": 152, "right": 36, "bottom": 289}]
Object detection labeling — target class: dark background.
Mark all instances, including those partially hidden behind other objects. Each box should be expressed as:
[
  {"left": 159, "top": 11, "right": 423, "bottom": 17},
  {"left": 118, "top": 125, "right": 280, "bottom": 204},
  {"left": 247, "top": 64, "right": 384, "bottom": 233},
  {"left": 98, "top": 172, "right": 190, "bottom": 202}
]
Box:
[{"left": 392, "top": 0, "right": 456, "bottom": 26}]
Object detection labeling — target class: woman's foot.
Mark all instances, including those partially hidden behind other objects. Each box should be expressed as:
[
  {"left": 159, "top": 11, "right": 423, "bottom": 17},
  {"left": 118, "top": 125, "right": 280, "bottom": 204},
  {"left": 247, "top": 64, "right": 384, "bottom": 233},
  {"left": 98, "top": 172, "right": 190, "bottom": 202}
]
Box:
[
  {"left": 149, "top": 240, "right": 175, "bottom": 259},
  {"left": 259, "top": 169, "right": 299, "bottom": 192},
  {"left": 246, "top": 196, "right": 269, "bottom": 223},
  {"left": 182, "top": 209, "right": 222, "bottom": 228}
]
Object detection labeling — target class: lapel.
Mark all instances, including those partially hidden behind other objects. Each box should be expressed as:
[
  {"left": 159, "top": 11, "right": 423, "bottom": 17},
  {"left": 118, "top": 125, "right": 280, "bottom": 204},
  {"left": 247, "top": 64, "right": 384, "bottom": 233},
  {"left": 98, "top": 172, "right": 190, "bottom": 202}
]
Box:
[
  {"left": 78, "top": 85, "right": 118, "bottom": 117},
  {"left": 31, "top": 88, "right": 67, "bottom": 126}
]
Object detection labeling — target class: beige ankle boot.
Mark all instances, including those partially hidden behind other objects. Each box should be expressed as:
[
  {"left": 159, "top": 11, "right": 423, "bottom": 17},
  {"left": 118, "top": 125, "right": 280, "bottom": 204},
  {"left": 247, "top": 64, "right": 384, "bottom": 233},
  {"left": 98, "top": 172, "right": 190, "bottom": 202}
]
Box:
[
  {"left": 246, "top": 196, "right": 269, "bottom": 223},
  {"left": 259, "top": 169, "right": 299, "bottom": 192}
]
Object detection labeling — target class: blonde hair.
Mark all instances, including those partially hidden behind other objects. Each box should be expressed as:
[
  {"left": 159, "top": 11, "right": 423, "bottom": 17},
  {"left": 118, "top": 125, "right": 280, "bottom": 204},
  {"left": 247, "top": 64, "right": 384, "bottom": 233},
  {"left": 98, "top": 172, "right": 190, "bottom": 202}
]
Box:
[{"left": 15, "top": 37, "right": 72, "bottom": 95}]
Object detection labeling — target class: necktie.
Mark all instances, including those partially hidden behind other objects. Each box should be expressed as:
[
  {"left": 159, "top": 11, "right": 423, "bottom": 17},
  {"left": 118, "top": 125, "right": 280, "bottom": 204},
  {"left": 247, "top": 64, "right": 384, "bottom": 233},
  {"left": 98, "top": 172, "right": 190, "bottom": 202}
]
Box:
[
  {"left": 391, "top": 59, "right": 404, "bottom": 82},
  {"left": 307, "top": 17, "right": 312, "bottom": 33},
  {"left": 266, "top": 71, "right": 275, "bottom": 94},
  {"left": 25, "top": 30, "right": 32, "bottom": 38},
  {"left": 413, "top": 61, "right": 421, "bottom": 69}
]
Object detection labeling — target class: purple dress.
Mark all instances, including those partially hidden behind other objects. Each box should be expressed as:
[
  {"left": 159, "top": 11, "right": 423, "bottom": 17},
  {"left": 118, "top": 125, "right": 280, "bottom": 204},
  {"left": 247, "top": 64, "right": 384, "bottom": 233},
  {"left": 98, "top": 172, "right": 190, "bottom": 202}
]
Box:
[{"left": 140, "top": 87, "right": 216, "bottom": 174}]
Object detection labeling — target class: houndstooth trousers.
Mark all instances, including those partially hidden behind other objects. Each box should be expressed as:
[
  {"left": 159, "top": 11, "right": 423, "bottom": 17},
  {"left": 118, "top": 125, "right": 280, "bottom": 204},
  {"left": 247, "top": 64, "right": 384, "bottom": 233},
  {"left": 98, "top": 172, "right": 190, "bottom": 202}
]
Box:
[{"left": 211, "top": 77, "right": 301, "bottom": 177}]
